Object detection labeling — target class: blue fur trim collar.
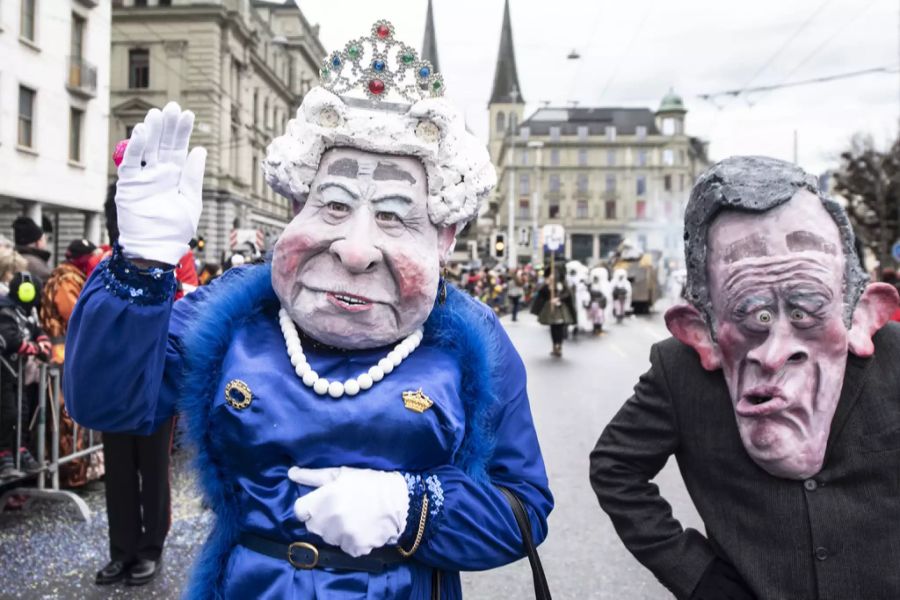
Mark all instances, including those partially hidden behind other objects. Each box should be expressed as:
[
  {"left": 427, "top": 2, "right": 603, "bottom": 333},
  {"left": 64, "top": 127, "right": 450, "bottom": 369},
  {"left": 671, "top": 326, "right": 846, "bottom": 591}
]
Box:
[{"left": 176, "top": 263, "right": 499, "bottom": 598}]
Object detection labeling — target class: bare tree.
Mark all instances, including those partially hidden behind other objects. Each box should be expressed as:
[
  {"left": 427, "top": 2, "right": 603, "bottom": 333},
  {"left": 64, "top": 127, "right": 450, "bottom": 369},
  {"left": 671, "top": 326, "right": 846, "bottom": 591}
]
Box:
[{"left": 834, "top": 134, "right": 900, "bottom": 275}]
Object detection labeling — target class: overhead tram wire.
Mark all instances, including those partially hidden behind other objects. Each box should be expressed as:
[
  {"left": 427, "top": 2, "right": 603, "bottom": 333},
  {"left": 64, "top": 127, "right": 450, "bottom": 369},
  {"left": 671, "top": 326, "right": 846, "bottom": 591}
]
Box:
[
  {"left": 597, "top": 0, "right": 657, "bottom": 102},
  {"left": 748, "top": 0, "right": 878, "bottom": 106},
  {"left": 733, "top": 0, "right": 835, "bottom": 103}
]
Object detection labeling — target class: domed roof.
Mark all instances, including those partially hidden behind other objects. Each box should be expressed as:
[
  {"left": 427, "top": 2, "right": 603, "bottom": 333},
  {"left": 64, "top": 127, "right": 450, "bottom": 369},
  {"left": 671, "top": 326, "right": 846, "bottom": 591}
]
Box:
[{"left": 658, "top": 88, "right": 686, "bottom": 113}]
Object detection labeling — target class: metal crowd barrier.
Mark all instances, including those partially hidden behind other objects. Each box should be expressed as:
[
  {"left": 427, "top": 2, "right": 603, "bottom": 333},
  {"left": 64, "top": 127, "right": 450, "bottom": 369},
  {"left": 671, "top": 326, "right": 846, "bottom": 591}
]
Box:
[{"left": 0, "top": 356, "right": 101, "bottom": 522}]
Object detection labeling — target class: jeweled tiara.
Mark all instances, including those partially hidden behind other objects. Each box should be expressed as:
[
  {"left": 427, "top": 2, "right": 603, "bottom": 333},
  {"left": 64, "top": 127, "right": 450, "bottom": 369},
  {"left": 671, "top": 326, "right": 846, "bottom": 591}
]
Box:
[{"left": 319, "top": 20, "right": 445, "bottom": 103}]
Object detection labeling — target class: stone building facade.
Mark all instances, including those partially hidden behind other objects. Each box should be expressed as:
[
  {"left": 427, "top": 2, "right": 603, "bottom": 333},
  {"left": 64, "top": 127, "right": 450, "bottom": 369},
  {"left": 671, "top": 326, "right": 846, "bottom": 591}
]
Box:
[
  {"left": 109, "top": 0, "right": 325, "bottom": 263},
  {"left": 0, "top": 0, "right": 110, "bottom": 260}
]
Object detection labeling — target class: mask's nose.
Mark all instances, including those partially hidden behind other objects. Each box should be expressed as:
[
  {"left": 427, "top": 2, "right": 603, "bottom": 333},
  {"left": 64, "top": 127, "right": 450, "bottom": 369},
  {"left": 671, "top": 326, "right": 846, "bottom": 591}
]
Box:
[
  {"left": 746, "top": 318, "right": 809, "bottom": 373},
  {"left": 329, "top": 212, "right": 383, "bottom": 274}
]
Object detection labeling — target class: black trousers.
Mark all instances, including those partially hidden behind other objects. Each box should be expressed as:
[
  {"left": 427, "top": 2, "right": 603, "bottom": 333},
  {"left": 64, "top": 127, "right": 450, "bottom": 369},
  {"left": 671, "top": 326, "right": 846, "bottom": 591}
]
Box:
[
  {"left": 0, "top": 381, "right": 37, "bottom": 453},
  {"left": 550, "top": 323, "right": 566, "bottom": 345},
  {"left": 509, "top": 296, "right": 521, "bottom": 321},
  {"left": 102, "top": 418, "right": 174, "bottom": 562}
]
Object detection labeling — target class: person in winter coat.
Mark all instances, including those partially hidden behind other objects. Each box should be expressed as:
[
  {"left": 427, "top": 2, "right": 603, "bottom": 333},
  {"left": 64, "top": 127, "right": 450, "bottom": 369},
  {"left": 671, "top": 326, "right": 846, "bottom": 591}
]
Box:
[
  {"left": 0, "top": 271, "right": 50, "bottom": 480},
  {"left": 12, "top": 217, "right": 51, "bottom": 287},
  {"left": 532, "top": 264, "right": 576, "bottom": 357}
]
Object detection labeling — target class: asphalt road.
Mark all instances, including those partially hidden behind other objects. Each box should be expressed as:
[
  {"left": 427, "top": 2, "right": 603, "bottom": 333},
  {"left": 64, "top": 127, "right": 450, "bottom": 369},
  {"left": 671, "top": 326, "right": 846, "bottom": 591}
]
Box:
[
  {"left": 461, "top": 310, "right": 703, "bottom": 600},
  {"left": 0, "top": 308, "right": 701, "bottom": 600}
]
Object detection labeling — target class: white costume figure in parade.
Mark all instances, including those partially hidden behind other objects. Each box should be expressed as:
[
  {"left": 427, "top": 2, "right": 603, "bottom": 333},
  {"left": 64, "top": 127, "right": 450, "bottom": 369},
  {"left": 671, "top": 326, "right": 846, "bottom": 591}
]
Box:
[
  {"left": 65, "top": 20, "right": 552, "bottom": 599},
  {"left": 566, "top": 261, "right": 591, "bottom": 334},
  {"left": 611, "top": 268, "right": 633, "bottom": 321},
  {"left": 588, "top": 267, "right": 612, "bottom": 333}
]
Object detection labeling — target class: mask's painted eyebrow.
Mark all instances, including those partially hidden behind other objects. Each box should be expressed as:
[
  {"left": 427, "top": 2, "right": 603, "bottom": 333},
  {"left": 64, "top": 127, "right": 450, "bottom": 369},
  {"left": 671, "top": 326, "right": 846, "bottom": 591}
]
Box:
[
  {"left": 373, "top": 161, "right": 416, "bottom": 184},
  {"left": 786, "top": 230, "right": 837, "bottom": 255},
  {"left": 318, "top": 181, "right": 359, "bottom": 199},
  {"left": 327, "top": 158, "right": 359, "bottom": 178},
  {"left": 723, "top": 232, "right": 770, "bottom": 263}
]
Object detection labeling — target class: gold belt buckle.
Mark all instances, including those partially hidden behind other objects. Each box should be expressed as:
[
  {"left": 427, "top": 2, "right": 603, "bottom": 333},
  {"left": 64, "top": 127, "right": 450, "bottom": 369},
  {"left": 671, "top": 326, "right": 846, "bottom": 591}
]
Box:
[{"left": 288, "top": 541, "right": 319, "bottom": 569}]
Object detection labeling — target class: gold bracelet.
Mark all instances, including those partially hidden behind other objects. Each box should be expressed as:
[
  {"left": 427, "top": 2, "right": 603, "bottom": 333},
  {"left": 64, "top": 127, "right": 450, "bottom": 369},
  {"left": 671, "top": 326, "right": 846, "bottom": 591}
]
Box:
[{"left": 398, "top": 494, "right": 429, "bottom": 558}]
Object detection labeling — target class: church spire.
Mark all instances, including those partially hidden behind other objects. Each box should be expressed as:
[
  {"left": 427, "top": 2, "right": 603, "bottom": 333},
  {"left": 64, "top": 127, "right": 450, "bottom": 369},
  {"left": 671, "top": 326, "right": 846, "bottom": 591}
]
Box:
[
  {"left": 489, "top": 0, "right": 524, "bottom": 105},
  {"left": 421, "top": 0, "right": 440, "bottom": 73}
]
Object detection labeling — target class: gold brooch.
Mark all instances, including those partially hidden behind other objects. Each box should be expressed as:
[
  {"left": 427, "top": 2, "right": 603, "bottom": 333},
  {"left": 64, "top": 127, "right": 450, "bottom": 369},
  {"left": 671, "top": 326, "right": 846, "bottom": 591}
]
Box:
[
  {"left": 402, "top": 389, "right": 434, "bottom": 413},
  {"left": 225, "top": 380, "right": 253, "bottom": 410}
]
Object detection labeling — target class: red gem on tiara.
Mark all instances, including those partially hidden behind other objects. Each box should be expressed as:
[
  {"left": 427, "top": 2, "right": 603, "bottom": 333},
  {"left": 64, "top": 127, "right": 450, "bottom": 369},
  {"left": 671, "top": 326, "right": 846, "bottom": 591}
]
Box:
[
  {"left": 368, "top": 79, "right": 385, "bottom": 95},
  {"left": 376, "top": 24, "right": 390, "bottom": 39}
]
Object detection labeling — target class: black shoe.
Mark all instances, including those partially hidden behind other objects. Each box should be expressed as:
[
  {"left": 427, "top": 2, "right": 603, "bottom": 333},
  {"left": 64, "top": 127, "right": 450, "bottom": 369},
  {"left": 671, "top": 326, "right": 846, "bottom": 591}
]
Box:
[
  {"left": 17, "top": 448, "right": 42, "bottom": 474},
  {"left": 126, "top": 558, "right": 160, "bottom": 586},
  {"left": 95, "top": 560, "right": 132, "bottom": 585},
  {"left": 0, "top": 454, "right": 23, "bottom": 481}
]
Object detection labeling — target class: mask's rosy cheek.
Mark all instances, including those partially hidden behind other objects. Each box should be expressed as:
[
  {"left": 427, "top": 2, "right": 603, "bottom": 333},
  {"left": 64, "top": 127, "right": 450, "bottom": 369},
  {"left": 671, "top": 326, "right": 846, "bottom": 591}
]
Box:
[
  {"left": 393, "top": 252, "right": 438, "bottom": 300},
  {"left": 273, "top": 232, "right": 320, "bottom": 282}
]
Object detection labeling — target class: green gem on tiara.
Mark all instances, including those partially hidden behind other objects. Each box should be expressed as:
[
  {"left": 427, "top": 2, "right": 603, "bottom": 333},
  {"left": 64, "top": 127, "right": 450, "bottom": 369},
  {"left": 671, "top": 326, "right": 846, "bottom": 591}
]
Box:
[
  {"left": 401, "top": 53, "right": 415, "bottom": 65},
  {"left": 348, "top": 45, "right": 360, "bottom": 59}
]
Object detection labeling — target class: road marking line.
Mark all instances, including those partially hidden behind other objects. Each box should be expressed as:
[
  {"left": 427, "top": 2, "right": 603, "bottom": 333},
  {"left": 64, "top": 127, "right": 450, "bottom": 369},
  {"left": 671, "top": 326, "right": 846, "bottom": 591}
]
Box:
[
  {"left": 609, "top": 342, "right": 628, "bottom": 358},
  {"left": 642, "top": 324, "right": 667, "bottom": 342}
]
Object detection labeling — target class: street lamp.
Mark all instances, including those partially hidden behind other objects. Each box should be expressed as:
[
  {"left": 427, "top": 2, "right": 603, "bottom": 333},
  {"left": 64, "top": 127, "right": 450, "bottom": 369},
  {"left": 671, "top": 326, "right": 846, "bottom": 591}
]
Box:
[{"left": 528, "top": 140, "right": 544, "bottom": 265}]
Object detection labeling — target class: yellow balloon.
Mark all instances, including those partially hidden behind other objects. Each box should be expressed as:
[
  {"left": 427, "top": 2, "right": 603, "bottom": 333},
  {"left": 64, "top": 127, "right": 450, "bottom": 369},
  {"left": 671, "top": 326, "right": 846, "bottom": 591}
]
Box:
[{"left": 18, "top": 281, "right": 36, "bottom": 304}]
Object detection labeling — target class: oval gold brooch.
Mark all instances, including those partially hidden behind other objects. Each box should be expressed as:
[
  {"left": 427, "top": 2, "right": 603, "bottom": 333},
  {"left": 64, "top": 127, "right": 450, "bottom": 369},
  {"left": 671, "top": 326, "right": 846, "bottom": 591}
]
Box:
[{"left": 225, "top": 379, "right": 253, "bottom": 410}]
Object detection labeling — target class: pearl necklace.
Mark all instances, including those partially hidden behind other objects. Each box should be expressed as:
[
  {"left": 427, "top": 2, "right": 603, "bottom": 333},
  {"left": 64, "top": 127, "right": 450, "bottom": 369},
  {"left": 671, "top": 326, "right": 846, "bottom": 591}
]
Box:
[{"left": 278, "top": 308, "right": 424, "bottom": 399}]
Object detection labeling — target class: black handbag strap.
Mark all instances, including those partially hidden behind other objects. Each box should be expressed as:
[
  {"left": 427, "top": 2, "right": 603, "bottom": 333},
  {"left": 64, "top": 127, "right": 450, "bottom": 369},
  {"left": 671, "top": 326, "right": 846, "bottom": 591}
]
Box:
[{"left": 497, "top": 486, "right": 552, "bottom": 600}]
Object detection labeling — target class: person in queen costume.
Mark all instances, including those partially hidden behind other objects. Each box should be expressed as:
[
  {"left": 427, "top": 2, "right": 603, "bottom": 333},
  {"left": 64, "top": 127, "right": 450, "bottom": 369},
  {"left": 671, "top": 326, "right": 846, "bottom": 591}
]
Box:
[{"left": 65, "top": 20, "right": 552, "bottom": 599}]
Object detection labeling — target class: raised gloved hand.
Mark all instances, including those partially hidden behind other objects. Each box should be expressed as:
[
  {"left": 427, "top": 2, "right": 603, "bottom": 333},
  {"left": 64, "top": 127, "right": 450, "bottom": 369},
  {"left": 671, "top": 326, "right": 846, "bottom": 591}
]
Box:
[
  {"left": 288, "top": 466, "right": 409, "bottom": 558},
  {"left": 115, "top": 101, "right": 206, "bottom": 265}
]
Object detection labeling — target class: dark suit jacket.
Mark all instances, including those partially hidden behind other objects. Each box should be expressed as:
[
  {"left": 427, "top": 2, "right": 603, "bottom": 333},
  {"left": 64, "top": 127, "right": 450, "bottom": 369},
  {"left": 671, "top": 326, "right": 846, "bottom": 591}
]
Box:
[{"left": 590, "top": 323, "right": 900, "bottom": 600}]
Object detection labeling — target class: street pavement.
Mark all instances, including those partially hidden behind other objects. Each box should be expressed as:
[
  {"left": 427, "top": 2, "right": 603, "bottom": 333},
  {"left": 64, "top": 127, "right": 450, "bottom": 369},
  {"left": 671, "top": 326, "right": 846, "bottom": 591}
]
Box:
[
  {"left": 461, "top": 310, "right": 702, "bottom": 599},
  {"left": 0, "top": 308, "right": 701, "bottom": 599}
]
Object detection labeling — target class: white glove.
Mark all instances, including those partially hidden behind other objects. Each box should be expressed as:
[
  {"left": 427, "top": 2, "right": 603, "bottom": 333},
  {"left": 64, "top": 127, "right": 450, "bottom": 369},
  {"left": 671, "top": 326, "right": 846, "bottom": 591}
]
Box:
[
  {"left": 115, "top": 101, "right": 206, "bottom": 265},
  {"left": 289, "top": 466, "right": 410, "bottom": 558}
]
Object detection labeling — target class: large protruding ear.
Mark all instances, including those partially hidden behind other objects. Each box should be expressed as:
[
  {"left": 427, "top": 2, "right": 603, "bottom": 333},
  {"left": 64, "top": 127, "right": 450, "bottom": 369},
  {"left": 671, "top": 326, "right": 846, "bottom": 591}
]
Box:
[
  {"left": 665, "top": 304, "right": 722, "bottom": 371},
  {"left": 848, "top": 282, "right": 899, "bottom": 357},
  {"left": 437, "top": 224, "right": 458, "bottom": 264}
]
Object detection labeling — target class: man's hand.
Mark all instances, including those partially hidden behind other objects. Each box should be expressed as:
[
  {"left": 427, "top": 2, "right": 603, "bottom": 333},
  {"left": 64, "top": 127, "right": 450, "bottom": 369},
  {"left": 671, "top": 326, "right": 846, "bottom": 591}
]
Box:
[
  {"left": 690, "top": 557, "right": 757, "bottom": 600},
  {"left": 115, "top": 102, "right": 206, "bottom": 266},
  {"left": 288, "top": 466, "right": 409, "bottom": 557}
]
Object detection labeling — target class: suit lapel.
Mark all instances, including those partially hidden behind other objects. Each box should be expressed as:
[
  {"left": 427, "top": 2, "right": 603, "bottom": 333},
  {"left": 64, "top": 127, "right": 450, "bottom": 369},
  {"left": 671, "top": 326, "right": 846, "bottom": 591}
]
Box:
[{"left": 825, "top": 352, "right": 873, "bottom": 459}]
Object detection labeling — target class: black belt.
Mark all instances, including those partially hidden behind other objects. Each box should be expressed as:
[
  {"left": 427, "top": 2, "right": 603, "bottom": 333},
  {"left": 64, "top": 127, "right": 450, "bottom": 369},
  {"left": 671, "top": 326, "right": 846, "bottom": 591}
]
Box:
[{"left": 238, "top": 532, "right": 405, "bottom": 574}]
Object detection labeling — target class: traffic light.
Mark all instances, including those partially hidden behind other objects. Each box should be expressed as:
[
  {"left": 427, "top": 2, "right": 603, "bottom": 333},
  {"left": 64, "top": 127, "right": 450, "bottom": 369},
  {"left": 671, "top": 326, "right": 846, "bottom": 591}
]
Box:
[
  {"left": 197, "top": 236, "right": 206, "bottom": 253},
  {"left": 494, "top": 233, "right": 506, "bottom": 259}
]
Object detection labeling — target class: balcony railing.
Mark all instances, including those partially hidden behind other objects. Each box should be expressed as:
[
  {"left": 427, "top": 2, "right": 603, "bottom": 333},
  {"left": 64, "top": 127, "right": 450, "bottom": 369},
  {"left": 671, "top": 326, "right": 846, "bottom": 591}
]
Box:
[{"left": 67, "top": 56, "right": 97, "bottom": 98}]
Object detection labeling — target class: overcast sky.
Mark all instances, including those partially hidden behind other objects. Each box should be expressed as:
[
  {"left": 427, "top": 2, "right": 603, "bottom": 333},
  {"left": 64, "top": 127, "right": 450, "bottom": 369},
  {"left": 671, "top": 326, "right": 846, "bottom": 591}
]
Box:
[{"left": 294, "top": 0, "right": 899, "bottom": 175}]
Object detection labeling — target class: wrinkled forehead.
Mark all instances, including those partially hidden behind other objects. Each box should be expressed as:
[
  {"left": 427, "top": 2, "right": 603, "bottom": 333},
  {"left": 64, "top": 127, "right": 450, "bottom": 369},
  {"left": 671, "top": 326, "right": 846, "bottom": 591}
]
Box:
[
  {"left": 708, "top": 190, "right": 842, "bottom": 267},
  {"left": 317, "top": 147, "right": 425, "bottom": 186}
]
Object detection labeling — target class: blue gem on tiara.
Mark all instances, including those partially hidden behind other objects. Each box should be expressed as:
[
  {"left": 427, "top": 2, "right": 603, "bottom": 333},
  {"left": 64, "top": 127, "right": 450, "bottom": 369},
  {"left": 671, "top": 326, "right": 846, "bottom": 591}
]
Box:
[{"left": 318, "top": 20, "right": 445, "bottom": 103}]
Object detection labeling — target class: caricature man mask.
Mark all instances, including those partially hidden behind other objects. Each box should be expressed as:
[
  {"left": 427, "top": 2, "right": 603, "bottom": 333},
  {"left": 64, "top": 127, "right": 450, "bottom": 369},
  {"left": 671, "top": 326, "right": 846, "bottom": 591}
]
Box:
[
  {"left": 667, "top": 157, "right": 897, "bottom": 479},
  {"left": 272, "top": 148, "right": 456, "bottom": 349}
]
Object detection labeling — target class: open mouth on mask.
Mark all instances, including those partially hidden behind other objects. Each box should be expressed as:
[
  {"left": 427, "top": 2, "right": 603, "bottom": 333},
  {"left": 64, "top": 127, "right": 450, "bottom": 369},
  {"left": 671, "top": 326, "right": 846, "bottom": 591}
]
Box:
[
  {"left": 325, "top": 291, "right": 375, "bottom": 312},
  {"left": 736, "top": 386, "right": 789, "bottom": 417}
]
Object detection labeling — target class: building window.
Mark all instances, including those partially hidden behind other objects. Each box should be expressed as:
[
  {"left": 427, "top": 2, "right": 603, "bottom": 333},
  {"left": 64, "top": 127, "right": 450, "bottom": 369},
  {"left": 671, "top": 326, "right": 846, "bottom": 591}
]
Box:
[
  {"left": 520, "top": 149, "right": 529, "bottom": 166},
  {"left": 20, "top": 0, "right": 36, "bottom": 42},
  {"left": 134, "top": 0, "right": 147, "bottom": 5},
  {"left": 71, "top": 13, "right": 85, "bottom": 60},
  {"left": 637, "top": 149, "right": 647, "bottom": 167},
  {"left": 636, "top": 175, "right": 646, "bottom": 196},
  {"left": 159, "top": 0, "right": 171, "bottom": 5},
  {"left": 576, "top": 199, "right": 588, "bottom": 219},
  {"left": 662, "top": 117, "right": 675, "bottom": 136},
  {"left": 519, "top": 126, "right": 529, "bottom": 141},
  {"left": 679, "top": 149, "right": 686, "bottom": 164},
  {"left": 576, "top": 173, "right": 588, "bottom": 194},
  {"left": 605, "top": 126, "right": 616, "bottom": 141},
  {"left": 605, "top": 200, "right": 616, "bottom": 220},
  {"left": 230, "top": 123, "right": 240, "bottom": 174},
  {"left": 607, "top": 149, "right": 615, "bottom": 166},
  {"left": 125, "top": 124, "right": 135, "bottom": 138},
  {"left": 578, "top": 148, "right": 588, "bottom": 167},
  {"left": 69, "top": 107, "right": 83, "bottom": 162},
  {"left": 550, "top": 148, "right": 560, "bottom": 166},
  {"left": 519, "top": 173, "right": 530, "bottom": 195},
  {"left": 665, "top": 200, "right": 674, "bottom": 218},
  {"left": 549, "top": 126, "right": 560, "bottom": 141},
  {"left": 253, "top": 89, "right": 259, "bottom": 124},
  {"left": 517, "top": 198, "right": 530, "bottom": 219},
  {"left": 636, "top": 125, "right": 647, "bottom": 140},
  {"left": 680, "top": 173, "right": 685, "bottom": 191},
  {"left": 263, "top": 99, "right": 270, "bottom": 129},
  {"left": 18, "top": 86, "right": 35, "bottom": 148},
  {"left": 664, "top": 174, "right": 672, "bottom": 191},
  {"left": 129, "top": 48, "right": 150, "bottom": 89},
  {"left": 252, "top": 154, "right": 258, "bottom": 193},
  {"left": 495, "top": 111, "right": 506, "bottom": 134},
  {"left": 549, "top": 173, "right": 560, "bottom": 192},
  {"left": 548, "top": 199, "right": 560, "bottom": 219},
  {"left": 663, "top": 149, "right": 674, "bottom": 166},
  {"left": 605, "top": 174, "right": 616, "bottom": 193},
  {"left": 636, "top": 200, "right": 647, "bottom": 219},
  {"left": 577, "top": 125, "right": 589, "bottom": 141}
]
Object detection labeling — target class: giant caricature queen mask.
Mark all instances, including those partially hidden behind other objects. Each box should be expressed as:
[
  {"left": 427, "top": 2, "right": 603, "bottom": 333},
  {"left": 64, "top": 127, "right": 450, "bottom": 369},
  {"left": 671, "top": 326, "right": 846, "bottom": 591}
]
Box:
[
  {"left": 272, "top": 148, "right": 456, "bottom": 349},
  {"left": 666, "top": 158, "right": 897, "bottom": 479}
]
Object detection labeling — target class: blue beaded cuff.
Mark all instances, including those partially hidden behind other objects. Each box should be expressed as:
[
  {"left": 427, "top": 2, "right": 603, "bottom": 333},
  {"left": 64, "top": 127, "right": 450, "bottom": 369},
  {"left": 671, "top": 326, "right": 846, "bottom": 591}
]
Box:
[
  {"left": 402, "top": 472, "right": 444, "bottom": 546},
  {"left": 97, "top": 244, "right": 177, "bottom": 305}
]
